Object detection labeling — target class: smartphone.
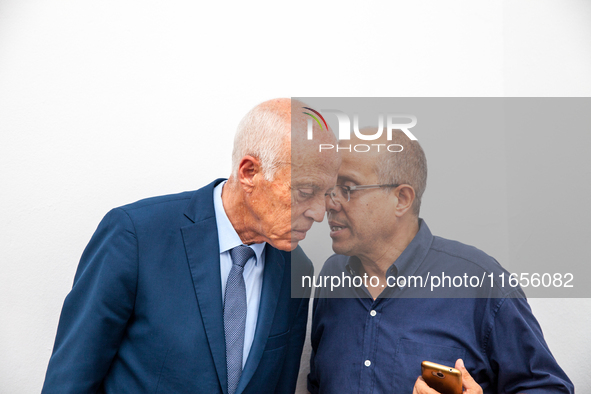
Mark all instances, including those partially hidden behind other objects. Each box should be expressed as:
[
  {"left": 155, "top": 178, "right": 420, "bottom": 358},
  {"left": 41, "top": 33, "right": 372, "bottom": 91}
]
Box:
[{"left": 421, "top": 361, "right": 462, "bottom": 394}]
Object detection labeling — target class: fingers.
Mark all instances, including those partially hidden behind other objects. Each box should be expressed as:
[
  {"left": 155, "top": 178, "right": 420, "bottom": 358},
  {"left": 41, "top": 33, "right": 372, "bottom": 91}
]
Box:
[
  {"left": 455, "top": 359, "right": 483, "bottom": 394},
  {"left": 413, "top": 376, "right": 441, "bottom": 394}
]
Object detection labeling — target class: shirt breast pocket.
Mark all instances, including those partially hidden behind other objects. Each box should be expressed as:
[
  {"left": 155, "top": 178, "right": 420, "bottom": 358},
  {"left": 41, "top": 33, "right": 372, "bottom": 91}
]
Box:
[{"left": 392, "top": 338, "right": 466, "bottom": 393}]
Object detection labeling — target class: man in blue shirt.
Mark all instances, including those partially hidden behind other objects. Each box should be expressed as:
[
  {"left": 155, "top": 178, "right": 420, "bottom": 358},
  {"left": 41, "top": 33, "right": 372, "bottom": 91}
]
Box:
[{"left": 308, "top": 130, "right": 573, "bottom": 393}]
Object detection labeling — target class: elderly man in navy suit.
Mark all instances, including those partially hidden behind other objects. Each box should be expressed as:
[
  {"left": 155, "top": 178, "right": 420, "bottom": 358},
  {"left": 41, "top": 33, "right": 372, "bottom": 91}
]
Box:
[{"left": 42, "top": 98, "right": 340, "bottom": 394}]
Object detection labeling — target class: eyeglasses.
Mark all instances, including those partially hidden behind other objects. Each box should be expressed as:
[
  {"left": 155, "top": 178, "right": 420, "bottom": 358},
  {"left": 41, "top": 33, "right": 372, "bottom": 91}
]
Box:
[{"left": 325, "top": 184, "right": 400, "bottom": 205}]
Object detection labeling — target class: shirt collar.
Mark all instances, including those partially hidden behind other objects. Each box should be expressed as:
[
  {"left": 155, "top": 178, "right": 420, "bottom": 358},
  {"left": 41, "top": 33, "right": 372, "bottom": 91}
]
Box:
[
  {"left": 345, "top": 218, "right": 433, "bottom": 278},
  {"left": 213, "top": 181, "right": 265, "bottom": 264}
]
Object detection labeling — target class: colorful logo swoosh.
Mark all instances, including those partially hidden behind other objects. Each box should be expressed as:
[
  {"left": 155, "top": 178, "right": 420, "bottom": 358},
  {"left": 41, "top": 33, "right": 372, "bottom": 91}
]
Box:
[{"left": 302, "top": 107, "right": 328, "bottom": 131}]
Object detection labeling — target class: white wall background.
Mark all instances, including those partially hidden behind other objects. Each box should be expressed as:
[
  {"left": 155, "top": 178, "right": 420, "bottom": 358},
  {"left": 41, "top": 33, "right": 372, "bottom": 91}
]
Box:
[{"left": 1, "top": 1, "right": 589, "bottom": 393}]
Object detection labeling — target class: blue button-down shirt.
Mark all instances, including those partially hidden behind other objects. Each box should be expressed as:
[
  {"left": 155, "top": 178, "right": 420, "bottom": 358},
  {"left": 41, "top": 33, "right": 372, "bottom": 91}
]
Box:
[
  {"left": 308, "top": 220, "right": 573, "bottom": 394},
  {"left": 213, "top": 181, "right": 265, "bottom": 368}
]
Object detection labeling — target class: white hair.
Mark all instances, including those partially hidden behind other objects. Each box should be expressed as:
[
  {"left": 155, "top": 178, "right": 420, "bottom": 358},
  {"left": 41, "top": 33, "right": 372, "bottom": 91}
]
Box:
[{"left": 231, "top": 103, "right": 289, "bottom": 181}]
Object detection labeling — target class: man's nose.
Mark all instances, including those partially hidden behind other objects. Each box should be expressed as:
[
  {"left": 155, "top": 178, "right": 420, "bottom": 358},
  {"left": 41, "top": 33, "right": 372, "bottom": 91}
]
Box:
[
  {"left": 306, "top": 197, "right": 328, "bottom": 222},
  {"left": 324, "top": 193, "right": 341, "bottom": 213}
]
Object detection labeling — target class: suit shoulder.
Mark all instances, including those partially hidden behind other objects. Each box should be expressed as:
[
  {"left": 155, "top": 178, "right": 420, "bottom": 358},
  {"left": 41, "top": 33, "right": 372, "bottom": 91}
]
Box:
[
  {"left": 109, "top": 190, "right": 197, "bottom": 230},
  {"left": 118, "top": 190, "right": 195, "bottom": 213}
]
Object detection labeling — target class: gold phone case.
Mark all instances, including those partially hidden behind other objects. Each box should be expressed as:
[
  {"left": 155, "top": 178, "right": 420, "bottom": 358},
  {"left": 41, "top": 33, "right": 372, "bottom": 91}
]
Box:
[{"left": 421, "top": 361, "right": 462, "bottom": 394}]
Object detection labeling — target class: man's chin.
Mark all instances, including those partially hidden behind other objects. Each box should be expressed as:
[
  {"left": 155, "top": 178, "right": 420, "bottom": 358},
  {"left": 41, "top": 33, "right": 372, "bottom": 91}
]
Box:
[
  {"left": 292, "top": 229, "right": 307, "bottom": 242},
  {"left": 331, "top": 241, "right": 351, "bottom": 256},
  {"left": 287, "top": 234, "right": 307, "bottom": 251},
  {"left": 267, "top": 239, "right": 296, "bottom": 252},
  {"left": 288, "top": 240, "right": 299, "bottom": 251}
]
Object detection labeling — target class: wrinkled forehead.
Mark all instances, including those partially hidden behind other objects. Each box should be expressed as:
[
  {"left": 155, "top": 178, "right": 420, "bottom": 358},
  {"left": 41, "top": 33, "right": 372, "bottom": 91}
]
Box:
[
  {"left": 293, "top": 154, "right": 339, "bottom": 175},
  {"left": 291, "top": 147, "right": 340, "bottom": 187},
  {"left": 337, "top": 149, "right": 380, "bottom": 182},
  {"left": 291, "top": 131, "right": 340, "bottom": 174}
]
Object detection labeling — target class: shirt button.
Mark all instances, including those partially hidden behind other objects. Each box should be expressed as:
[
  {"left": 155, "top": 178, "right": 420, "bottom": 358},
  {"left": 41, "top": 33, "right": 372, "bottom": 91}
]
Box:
[
  {"left": 364, "top": 360, "right": 371, "bottom": 367},
  {"left": 370, "top": 310, "right": 377, "bottom": 316}
]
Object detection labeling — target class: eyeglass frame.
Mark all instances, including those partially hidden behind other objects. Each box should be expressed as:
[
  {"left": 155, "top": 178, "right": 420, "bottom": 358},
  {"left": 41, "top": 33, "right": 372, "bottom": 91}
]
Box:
[{"left": 325, "top": 184, "right": 400, "bottom": 205}]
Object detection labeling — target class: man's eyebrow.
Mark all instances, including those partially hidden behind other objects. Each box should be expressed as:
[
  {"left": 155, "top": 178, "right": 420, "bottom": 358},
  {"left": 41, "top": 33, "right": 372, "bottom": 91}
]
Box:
[
  {"left": 336, "top": 174, "right": 359, "bottom": 184},
  {"left": 293, "top": 183, "right": 321, "bottom": 190}
]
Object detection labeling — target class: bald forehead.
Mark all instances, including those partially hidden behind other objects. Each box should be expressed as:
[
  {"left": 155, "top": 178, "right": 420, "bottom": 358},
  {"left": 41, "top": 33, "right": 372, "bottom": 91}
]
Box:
[{"left": 339, "top": 147, "right": 378, "bottom": 176}]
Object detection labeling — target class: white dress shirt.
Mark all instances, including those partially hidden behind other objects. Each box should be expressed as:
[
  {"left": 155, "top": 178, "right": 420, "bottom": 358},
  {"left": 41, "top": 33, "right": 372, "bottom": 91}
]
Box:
[{"left": 213, "top": 181, "right": 266, "bottom": 368}]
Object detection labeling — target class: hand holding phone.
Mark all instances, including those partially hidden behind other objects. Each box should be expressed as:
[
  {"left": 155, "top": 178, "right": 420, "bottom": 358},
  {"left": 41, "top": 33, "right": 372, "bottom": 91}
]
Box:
[
  {"left": 415, "top": 359, "right": 483, "bottom": 394},
  {"left": 420, "top": 361, "right": 463, "bottom": 394}
]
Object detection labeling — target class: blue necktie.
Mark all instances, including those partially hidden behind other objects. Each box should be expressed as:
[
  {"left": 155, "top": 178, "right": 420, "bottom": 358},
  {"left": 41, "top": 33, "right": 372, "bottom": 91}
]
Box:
[{"left": 224, "top": 245, "right": 254, "bottom": 394}]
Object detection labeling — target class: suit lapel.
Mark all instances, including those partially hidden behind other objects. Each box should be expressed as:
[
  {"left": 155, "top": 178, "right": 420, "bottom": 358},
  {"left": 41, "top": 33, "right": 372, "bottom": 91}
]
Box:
[
  {"left": 181, "top": 179, "right": 287, "bottom": 394},
  {"left": 236, "top": 246, "right": 286, "bottom": 394},
  {"left": 181, "top": 179, "right": 228, "bottom": 394}
]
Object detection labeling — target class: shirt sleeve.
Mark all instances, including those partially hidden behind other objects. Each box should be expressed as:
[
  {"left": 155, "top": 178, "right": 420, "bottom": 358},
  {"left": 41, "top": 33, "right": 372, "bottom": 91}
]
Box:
[
  {"left": 42, "top": 208, "right": 139, "bottom": 393},
  {"left": 487, "top": 296, "right": 574, "bottom": 394}
]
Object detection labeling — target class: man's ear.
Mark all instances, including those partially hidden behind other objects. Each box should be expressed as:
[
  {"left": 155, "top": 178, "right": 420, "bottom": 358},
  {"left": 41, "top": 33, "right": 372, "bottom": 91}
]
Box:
[
  {"left": 394, "top": 184, "right": 416, "bottom": 217},
  {"left": 237, "top": 155, "right": 262, "bottom": 192}
]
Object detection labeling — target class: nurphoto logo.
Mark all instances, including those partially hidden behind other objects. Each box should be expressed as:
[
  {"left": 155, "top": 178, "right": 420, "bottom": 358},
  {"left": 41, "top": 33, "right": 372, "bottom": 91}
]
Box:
[{"left": 303, "top": 107, "right": 418, "bottom": 152}]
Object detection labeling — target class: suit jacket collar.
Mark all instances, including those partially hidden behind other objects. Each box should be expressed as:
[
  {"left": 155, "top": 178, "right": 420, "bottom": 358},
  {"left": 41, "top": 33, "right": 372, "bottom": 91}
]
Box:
[{"left": 183, "top": 178, "right": 226, "bottom": 224}]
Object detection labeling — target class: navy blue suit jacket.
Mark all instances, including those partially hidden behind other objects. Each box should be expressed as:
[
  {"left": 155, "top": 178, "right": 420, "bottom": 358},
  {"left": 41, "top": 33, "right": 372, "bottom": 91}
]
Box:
[{"left": 42, "top": 179, "right": 313, "bottom": 394}]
